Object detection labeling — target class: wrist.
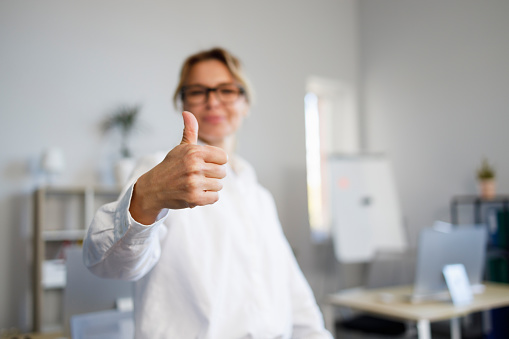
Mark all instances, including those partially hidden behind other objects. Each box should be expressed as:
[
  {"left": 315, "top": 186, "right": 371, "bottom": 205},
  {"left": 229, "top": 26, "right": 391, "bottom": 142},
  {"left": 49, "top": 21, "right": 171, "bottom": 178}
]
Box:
[{"left": 129, "top": 175, "right": 162, "bottom": 225}]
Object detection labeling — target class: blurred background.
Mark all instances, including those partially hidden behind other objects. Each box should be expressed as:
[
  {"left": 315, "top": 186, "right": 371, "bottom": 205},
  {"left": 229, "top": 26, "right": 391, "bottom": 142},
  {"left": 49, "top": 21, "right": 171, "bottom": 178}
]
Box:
[{"left": 1, "top": 0, "right": 508, "bottom": 334}]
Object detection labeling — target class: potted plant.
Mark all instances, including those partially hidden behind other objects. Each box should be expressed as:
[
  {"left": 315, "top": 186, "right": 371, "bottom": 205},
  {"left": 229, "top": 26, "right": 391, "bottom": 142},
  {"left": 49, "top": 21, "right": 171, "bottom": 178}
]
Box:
[
  {"left": 101, "top": 104, "right": 141, "bottom": 186},
  {"left": 477, "top": 158, "right": 496, "bottom": 200}
]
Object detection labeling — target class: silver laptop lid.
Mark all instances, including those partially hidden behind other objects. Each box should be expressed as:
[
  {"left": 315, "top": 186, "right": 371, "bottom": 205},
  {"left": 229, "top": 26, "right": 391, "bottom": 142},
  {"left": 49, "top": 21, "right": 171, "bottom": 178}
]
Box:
[{"left": 412, "top": 225, "right": 487, "bottom": 301}]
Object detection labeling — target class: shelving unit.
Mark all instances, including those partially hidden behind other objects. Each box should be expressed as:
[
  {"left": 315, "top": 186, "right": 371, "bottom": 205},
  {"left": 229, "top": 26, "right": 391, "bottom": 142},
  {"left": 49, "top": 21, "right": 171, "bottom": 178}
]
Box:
[
  {"left": 450, "top": 195, "right": 509, "bottom": 225},
  {"left": 32, "top": 186, "right": 120, "bottom": 333},
  {"left": 451, "top": 195, "right": 509, "bottom": 278},
  {"left": 450, "top": 195, "right": 509, "bottom": 338}
]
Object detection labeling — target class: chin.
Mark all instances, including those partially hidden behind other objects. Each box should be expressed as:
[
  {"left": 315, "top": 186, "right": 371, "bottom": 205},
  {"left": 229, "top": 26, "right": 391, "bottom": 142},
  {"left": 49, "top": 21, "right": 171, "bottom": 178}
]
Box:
[
  {"left": 199, "top": 135, "right": 224, "bottom": 145},
  {"left": 201, "top": 132, "right": 235, "bottom": 146}
]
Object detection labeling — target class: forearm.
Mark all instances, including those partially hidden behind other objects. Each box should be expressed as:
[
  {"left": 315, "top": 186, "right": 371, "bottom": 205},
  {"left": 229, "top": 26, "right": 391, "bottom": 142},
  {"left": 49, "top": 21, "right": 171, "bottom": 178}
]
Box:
[{"left": 83, "top": 184, "right": 166, "bottom": 281}]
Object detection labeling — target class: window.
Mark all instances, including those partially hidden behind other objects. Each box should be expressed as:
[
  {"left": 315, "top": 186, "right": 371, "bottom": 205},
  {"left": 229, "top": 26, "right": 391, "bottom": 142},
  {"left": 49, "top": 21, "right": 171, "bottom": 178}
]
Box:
[{"left": 305, "top": 77, "right": 359, "bottom": 241}]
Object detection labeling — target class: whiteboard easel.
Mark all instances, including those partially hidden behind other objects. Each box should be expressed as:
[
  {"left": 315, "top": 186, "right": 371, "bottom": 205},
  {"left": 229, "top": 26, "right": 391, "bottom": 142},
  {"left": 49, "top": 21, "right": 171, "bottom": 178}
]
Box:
[{"left": 329, "top": 155, "right": 406, "bottom": 263}]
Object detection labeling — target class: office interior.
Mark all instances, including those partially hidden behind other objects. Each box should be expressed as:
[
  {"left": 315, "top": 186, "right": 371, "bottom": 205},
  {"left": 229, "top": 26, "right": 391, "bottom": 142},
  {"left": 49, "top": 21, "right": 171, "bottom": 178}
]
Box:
[{"left": 1, "top": 0, "right": 508, "bottom": 338}]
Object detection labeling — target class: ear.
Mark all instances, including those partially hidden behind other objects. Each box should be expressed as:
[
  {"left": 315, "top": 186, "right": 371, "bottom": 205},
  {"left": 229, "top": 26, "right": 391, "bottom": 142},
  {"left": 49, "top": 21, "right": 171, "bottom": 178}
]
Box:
[{"left": 240, "top": 98, "right": 250, "bottom": 117}]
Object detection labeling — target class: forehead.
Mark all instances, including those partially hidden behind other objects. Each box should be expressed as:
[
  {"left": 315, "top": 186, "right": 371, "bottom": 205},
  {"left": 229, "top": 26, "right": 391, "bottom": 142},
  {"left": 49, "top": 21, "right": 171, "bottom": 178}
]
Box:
[{"left": 185, "top": 59, "right": 234, "bottom": 87}]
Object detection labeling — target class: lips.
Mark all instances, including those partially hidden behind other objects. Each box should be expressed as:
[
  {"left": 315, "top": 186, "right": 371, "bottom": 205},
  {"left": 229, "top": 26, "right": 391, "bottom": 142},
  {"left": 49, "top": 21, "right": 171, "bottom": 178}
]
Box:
[{"left": 202, "top": 115, "right": 225, "bottom": 124}]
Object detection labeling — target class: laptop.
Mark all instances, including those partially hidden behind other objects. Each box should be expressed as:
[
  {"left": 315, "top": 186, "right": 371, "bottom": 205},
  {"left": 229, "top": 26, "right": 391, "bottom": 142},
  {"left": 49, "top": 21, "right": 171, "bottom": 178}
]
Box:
[{"left": 410, "top": 224, "right": 487, "bottom": 303}]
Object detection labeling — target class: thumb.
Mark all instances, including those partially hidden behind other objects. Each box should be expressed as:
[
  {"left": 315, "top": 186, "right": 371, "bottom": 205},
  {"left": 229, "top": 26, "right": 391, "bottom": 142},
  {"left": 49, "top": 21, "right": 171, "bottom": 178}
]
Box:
[{"left": 180, "top": 111, "right": 199, "bottom": 145}]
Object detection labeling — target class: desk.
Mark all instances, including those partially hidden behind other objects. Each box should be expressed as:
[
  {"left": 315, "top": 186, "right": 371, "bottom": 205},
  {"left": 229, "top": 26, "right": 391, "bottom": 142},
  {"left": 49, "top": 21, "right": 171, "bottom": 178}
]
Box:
[
  {"left": 323, "top": 282, "right": 509, "bottom": 339},
  {"left": 1, "top": 333, "right": 63, "bottom": 339}
]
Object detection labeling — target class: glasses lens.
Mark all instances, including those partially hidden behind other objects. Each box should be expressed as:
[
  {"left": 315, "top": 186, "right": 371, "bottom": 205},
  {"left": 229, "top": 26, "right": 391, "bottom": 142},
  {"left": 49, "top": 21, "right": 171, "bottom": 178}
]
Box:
[
  {"left": 217, "top": 84, "right": 241, "bottom": 103},
  {"left": 183, "top": 86, "right": 207, "bottom": 105},
  {"left": 182, "top": 84, "right": 244, "bottom": 105}
]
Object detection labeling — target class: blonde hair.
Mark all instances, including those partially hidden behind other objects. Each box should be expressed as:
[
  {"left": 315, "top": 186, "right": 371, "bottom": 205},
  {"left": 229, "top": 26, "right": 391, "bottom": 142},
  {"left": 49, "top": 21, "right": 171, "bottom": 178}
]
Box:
[{"left": 173, "top": 47, "right": 252, "bottom": 109}]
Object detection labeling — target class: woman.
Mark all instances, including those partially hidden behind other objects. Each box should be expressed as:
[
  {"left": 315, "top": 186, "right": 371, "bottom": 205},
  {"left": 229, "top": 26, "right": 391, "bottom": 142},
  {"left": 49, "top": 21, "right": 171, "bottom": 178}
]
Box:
[{"left": 83, "top": 47, "right": 332, "bottom": 339}]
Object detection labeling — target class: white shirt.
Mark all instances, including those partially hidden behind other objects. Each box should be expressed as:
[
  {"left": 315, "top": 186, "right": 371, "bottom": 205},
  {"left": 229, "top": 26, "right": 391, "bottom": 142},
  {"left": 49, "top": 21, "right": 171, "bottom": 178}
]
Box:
[{"left": 83, "top": 152, "right": 332, "bottom": 339}]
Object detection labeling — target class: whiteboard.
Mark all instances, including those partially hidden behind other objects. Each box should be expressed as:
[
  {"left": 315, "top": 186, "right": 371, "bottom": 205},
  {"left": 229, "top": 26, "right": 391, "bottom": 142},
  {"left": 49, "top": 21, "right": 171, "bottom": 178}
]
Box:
[{"left": 329, "top": 155, "right": 406, "bottom": 263}]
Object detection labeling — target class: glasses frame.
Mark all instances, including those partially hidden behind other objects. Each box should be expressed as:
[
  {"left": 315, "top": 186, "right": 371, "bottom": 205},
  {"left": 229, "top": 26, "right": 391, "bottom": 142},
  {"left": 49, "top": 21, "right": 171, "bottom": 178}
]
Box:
[{"left": 180, "top": 83, "right": 246, "bottom": 106}]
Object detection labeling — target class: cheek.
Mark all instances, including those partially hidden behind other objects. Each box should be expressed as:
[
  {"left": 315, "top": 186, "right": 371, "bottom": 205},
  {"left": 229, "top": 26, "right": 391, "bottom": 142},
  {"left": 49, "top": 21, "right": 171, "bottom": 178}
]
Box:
[
  {"left": 228, "top": 105, "right": 247, "bottom": 127},
  {"left": 183, "top": 105, "right": 203, "bottom": 120},
  {"left": 233, "top": 100, "right": 249, "bottom": 118}
]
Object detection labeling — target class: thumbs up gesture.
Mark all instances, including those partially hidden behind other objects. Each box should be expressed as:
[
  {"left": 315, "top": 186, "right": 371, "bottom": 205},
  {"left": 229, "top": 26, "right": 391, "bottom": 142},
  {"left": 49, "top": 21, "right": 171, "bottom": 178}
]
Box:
[
  {"left": 129, "top": 111, "right": 228, "bottom": 224},
  {"left": 180, "top": 110, "right": 200, "bottom": 145}
]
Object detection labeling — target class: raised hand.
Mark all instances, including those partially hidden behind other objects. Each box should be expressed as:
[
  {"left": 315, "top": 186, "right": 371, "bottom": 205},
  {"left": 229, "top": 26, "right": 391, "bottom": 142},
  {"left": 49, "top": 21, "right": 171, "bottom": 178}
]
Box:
[{"left": 129, "top": 111, "right": 228, "bottom": 224}]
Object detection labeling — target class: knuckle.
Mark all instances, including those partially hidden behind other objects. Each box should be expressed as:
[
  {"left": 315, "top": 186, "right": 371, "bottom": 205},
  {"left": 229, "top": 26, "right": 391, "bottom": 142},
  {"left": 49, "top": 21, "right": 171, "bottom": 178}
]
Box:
[
  {"left": 185, "top": 176, "right": 201, "bottom": 191},
  {"left": 182, "top": 156, "right": 203, "bottom": 175},
  {"left": 202, "top": 192, "right": 219, "bottom": 205},
  {"left": 189, "top": 191, "right": 220, "bottom": 206},
  {"left": 184, "top": 162, "right": 201, "bottom": 175},
  {"left": 211, "top": 193, "right": 219, "bottom": 204},
  {"left": 186, "top": 145, "right": 204, "bottom": 159},
  {"left": 219, "top": 166, "right": 227, "bottom": 178},
  {"left": 209, "top": 164, "right": 226, "bottom": 179},
  {"left": 187, "top": 190, "right": 202, "bottom": 204}
]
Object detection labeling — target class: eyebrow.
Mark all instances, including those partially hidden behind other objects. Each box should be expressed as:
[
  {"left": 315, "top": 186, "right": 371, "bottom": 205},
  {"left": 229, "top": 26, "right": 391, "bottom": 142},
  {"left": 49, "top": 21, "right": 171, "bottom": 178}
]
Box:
[{"left": 184, "top": 82, "right": 238, "bottom": 88}]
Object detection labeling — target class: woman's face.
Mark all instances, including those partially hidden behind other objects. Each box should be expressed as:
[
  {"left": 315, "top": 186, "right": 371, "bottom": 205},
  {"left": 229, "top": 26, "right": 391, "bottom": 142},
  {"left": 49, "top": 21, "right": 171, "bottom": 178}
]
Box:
[{"left": 182, "top": 59, "right": 249, "bottom": 148}]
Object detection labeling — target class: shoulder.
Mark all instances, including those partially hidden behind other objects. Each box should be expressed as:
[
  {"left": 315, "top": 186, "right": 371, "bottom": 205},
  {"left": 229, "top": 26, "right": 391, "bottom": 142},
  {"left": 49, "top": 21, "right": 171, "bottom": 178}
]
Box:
[
  {"left": 230, "top": 155, "right": 257, "bottom": 181},
  {"left": 232, "top": 155, "right": 276, "bottom": 204}
]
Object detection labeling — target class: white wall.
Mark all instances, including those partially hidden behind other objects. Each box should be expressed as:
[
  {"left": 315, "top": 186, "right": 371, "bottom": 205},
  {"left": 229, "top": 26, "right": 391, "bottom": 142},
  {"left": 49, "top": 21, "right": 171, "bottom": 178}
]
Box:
[
  {"left": 359, "top": 0, "right": 509, "bottom": 245},
  {"left": 0, "top": 0, "right": 358, "bottom": 331},
  {"left": 8, "top": 0, "right": 506, "bottom": 332}
]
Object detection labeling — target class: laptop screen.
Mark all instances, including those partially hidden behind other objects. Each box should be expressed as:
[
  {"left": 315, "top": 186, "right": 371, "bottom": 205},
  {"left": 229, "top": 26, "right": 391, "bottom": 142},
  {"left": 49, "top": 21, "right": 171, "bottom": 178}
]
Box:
[{"left": 412, "top": 225, "right": 487, "bottom": 301}]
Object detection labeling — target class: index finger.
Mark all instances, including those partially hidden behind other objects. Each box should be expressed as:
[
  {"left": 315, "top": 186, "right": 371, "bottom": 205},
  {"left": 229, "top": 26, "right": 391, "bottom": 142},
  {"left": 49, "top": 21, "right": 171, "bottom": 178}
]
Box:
[{"left": 202, "top": 145, "right": 228, "bottom": 165}]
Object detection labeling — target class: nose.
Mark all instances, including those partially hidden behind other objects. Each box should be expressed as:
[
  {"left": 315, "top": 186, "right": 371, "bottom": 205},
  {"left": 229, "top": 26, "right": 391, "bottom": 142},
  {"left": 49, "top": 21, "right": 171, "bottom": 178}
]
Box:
[{"left": 205, "top": 89, "right": 221, "bottom": 106}]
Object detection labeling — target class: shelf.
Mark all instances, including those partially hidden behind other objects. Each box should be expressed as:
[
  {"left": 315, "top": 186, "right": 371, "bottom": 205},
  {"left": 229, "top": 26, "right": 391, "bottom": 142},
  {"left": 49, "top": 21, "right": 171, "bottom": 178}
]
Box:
[
  {"left": 39, "top": 185, "right": 120, "bottom": 195},
  {"left": 451, "top": 195, "right": 509, "bottom": 204},
  {"left": 451, "top": 195, "right": 509, "bottom": 224},
  {"left": 33, "top": 185, "right": 120, "bottom": 333},
  {"left": 42, "top": 229, "right": 87, "bottom": 241}
]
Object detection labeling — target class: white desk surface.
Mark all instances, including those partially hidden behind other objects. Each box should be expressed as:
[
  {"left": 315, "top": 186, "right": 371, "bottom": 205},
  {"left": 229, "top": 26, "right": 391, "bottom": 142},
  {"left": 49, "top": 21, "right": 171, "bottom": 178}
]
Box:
[{"left": 326, "top": 282, "right": 509, "bottom": 323}]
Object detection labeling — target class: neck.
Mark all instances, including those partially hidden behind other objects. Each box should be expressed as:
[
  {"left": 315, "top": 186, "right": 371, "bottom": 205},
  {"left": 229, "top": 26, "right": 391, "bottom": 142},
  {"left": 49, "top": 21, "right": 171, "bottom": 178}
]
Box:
[{"left": 199, "top": 135, "right": 236, "bottom": 158}]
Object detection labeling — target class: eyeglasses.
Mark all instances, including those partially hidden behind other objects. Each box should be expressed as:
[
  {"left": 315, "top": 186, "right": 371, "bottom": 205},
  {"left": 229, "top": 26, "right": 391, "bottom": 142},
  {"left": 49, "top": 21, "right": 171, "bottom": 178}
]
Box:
[{"left": 181, "top": 84, "right": 245, "bottom": 105}]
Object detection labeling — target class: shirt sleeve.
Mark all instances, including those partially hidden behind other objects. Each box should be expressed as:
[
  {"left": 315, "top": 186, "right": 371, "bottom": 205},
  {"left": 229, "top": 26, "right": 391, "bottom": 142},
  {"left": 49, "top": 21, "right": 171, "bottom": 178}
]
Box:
[
  {"left": 262, "top": 187, "right": 333, "bottom": 339},
  {"left": 285, "top": 242, "right": 334, "bottom": 339},
  {"left": 82, "top": 152, "right": 169, "bottom": 281},
  {"left": 290, "top": 248, "right": 333, "bottom": 339}
]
